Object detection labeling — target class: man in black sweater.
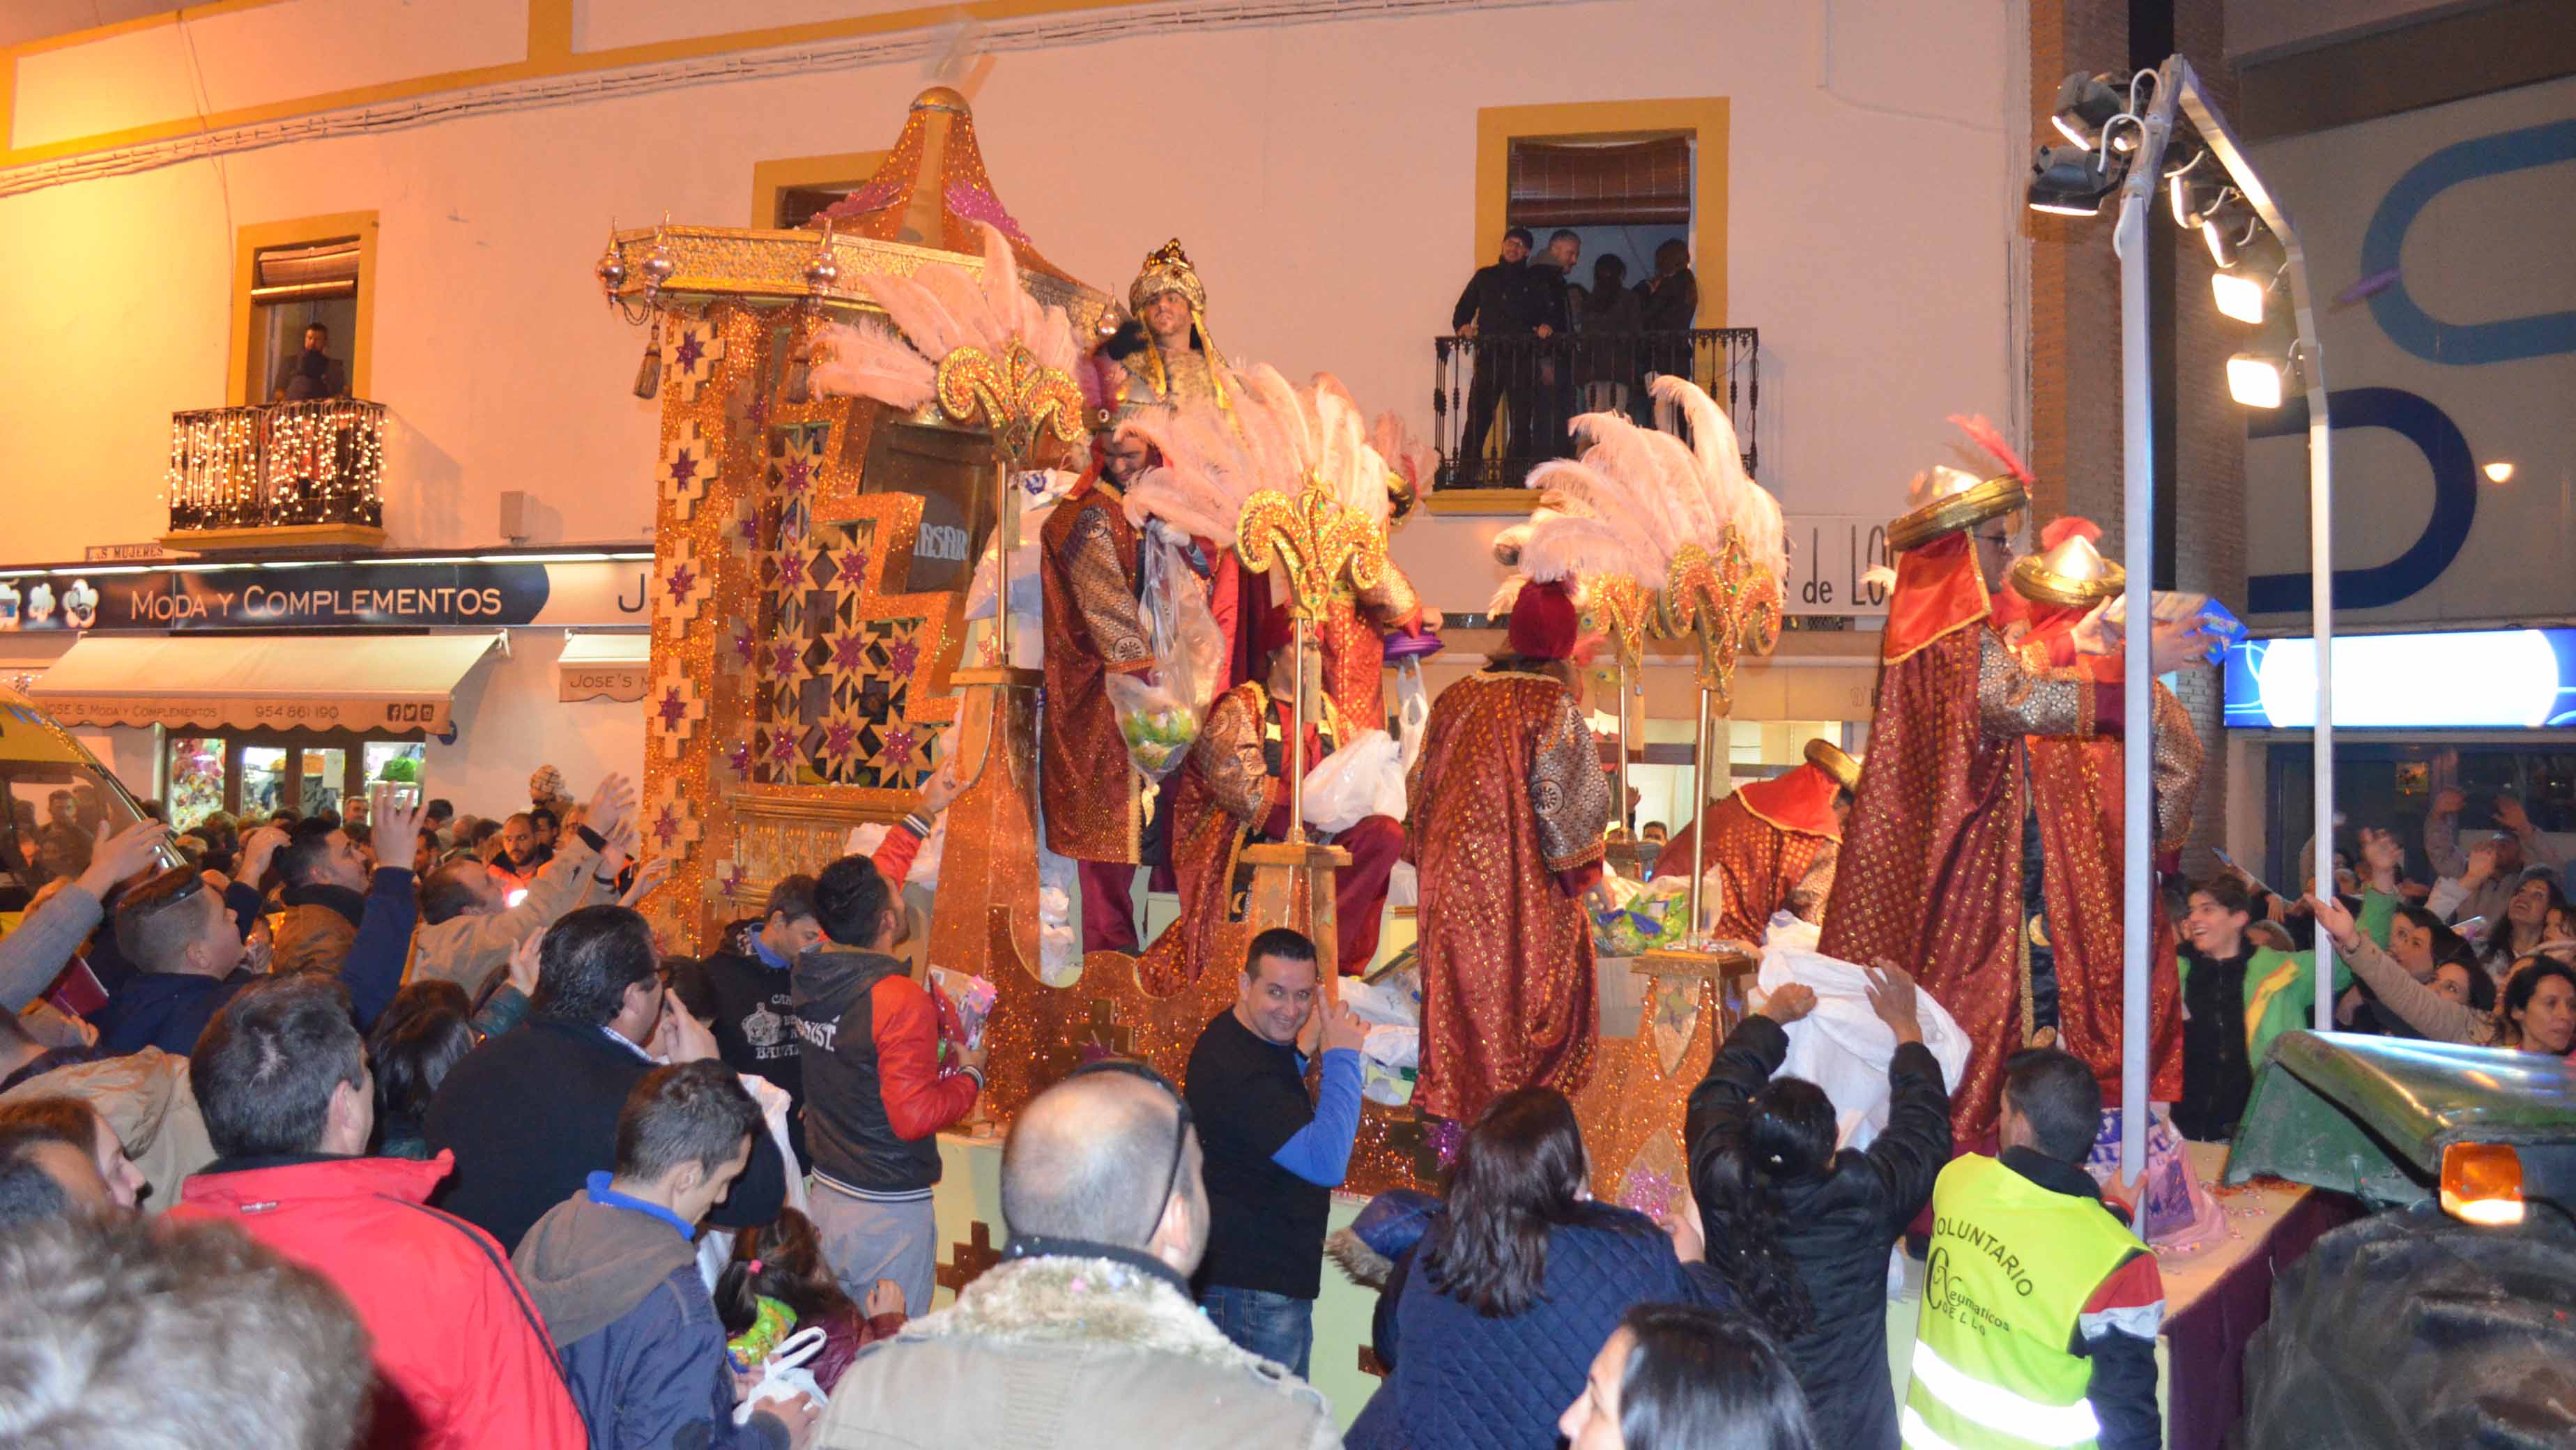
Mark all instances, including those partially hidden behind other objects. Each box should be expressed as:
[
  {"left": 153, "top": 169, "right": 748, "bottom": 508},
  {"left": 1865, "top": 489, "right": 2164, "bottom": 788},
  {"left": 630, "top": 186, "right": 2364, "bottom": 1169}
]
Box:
[
  {"left": 1450, "top": 226, "right": 1558, "bottom": 483},
  {"left": 1182, "top": 928, "right": 1365, "bottom": 1378},
  {"left": 2175, "top": 876, "right": 2260, "bottom": 1142},
  {"left": 424, "top": 904, "right": 788, "bottom": 1252},
  {"left": 672, "top": 874, "right": 823, "bottom": 1168}
]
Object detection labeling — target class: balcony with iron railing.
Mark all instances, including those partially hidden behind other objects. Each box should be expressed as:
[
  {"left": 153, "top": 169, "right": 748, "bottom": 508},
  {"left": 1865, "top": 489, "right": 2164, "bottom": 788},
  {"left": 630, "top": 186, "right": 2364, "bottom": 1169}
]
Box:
[
  {"left": 1430, "top": 328, "right": 1758, "bottom": 496},
  {"left": 163, "top": 399, "right": 388, "bottom": 549}
]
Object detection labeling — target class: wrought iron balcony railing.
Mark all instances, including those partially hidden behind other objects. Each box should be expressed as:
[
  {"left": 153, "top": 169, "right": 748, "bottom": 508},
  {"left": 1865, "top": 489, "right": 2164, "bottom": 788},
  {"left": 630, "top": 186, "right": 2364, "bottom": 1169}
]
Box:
[
  {"left": 1432, "top": 327, "right": 1757, "bottom": 489},
  {"left": 165, "top": 399, "right": 387, "bottom": 535}
]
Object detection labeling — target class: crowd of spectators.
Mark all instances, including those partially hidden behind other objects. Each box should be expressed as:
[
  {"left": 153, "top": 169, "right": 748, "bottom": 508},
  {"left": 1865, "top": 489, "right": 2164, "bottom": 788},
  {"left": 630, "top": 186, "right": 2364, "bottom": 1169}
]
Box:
[
  {"left": 44, "top": 754, "right": 2576, "bottom": 1447},
  {"left": 2175, "top": 791, "right": 2576, "bottom": 1143}
]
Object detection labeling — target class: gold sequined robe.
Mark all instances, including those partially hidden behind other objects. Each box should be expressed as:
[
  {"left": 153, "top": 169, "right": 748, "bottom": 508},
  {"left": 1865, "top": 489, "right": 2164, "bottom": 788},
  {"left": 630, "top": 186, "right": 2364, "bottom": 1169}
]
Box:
[
  {"left": 1650, "top": 767, "right": 1841, "bottom": 943},
  {"left": 1818, "top": 531, "right": 2115, "bottom": 1143},
  {"left": 2014, "top": 601, "right": 2204, "bottom": 1106},
  {"left": 1316, "top": 563, "right": 1427, "bottom": 732},
  {"left": 1136, "top": 682, "right": 1355, "bottom": 993},
  {"left": 1038, "top": 470, "right": 1149, "bottom": 864},
  {"left": 1406, "top": 668, "right": 1611, "bottom": 1124}
]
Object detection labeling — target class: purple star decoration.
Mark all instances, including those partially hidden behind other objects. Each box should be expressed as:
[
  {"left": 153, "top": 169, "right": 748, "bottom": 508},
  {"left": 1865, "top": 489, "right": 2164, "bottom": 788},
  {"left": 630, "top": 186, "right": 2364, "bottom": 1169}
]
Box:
[
  {"left": 663, "top": 563, "right": 697, "bottom": 606},
  {"left": 824, "top": 720, "right": 859, "bottom": 763},
  {"left": 769, "top": 732, "right": 798, "bottom": 765},
  {"left": 657, "top": 687, "right": 690, "bottom": 731},
  {"left": 673, "top": 333, "right": 705, "bottom": 371},
  {"left": 882, "top": 727, "right": 917, "bottom": 768},
  {"left": 665, "top": 452, "right": 700, "bottom": 490},
  {"left": 727, "top": 741, "right": 752, "bottom": 779},
  {"left": 778, "top": 551, "right": 807, "bottom": 590},
  {"left": 886, "top": 638, "right": 919, "bottom": 680},
  {"left": 781, "top": 454, "right": 813, "bottom": 492},
  {"left": 769, "top": 641, "right": 799, "bottom": 677},
  {"left": 830, "top": 634, "right": 868, "bottom": 673},
  {"left": 652, "top": 805, "right": 684, "bottom": 850}
]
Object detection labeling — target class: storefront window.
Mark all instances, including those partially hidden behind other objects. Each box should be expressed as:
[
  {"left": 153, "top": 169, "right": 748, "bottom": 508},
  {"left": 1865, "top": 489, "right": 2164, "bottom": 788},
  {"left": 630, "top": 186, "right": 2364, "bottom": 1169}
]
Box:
[
  {"left": 364, "top": 740, "right": 425, "bottom": 791},
  {"left": 241, "top": 747, "right": 289, "bottom": 816},
  {"left": 302, "top": 747, "right": 348, "bottom": 820},
  {"left": 167, "top": 737, "right": 227, "bottom": 831}
]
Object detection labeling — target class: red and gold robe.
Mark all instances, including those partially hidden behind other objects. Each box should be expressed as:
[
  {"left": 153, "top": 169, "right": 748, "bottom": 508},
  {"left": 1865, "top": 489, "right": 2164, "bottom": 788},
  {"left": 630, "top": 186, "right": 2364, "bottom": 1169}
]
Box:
[
  {"left": 1818, "top": 531, "right": 2118, "bottom": 1141},
  {"left": 1137, "top": 682, "right": 1397, "bottom": 991},
  {"left": 2011, "top": 599, "right": 2205, "bottom": 1106},
  {"left": 1315, "top": 564, "right": 1429, "bottom": 733},
  {"left": 1406, "top": 667, "right": 1611, "bottom": 1124},
  {"left": 1038, "top": 470, "right": 1149, "bottom": 864},
  {"left": 1649, "top": 764, "right": 1841, "bottom": 943}
]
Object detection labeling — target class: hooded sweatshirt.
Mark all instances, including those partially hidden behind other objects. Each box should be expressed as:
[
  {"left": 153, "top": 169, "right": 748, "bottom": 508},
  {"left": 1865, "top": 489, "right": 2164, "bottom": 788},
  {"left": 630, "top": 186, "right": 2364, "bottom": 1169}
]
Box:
[{"left": 514, "top": 1177, "right": 790, "bottom": 1450}]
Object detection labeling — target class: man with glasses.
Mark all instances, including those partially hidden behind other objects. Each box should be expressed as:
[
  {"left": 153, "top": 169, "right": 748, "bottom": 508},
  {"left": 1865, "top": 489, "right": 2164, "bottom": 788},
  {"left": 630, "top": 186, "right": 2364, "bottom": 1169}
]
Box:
[
  {"left": 1183, "top": 927, "right": 1367, "bottom": 1378},
  {"left": 814, "top": 1060, "right": 1338, "bottom": 1450}
]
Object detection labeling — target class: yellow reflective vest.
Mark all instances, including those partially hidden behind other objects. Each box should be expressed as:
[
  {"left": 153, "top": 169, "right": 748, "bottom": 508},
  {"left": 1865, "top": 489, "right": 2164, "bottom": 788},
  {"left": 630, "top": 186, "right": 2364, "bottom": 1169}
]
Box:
[{"left": 1902, "top": 1154, "right": 2142, "bottom": 1450}]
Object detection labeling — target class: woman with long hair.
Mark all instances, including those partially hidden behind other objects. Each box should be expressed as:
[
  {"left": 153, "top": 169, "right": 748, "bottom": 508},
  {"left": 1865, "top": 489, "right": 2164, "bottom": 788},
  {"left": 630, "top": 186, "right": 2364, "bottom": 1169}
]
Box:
[
  {"left": 1685, "top": 964, "right": 1949, "bottom": 1450},
  {"left": 2500, "top": 956, "right": 2576, "bottom": 1058},
  {"left": 2483, "top": 872, "right": 2567, "bottom": 974},
  {"left": 715, "top": 1207, "right": 906, "bottom": 1394},
  {"left": 1558, "top": 1303, "right": 1818, "bottom": 1450},
  {"left": 1346, "top": 1088, "right": 1723, "bottom": 1450},
  {"left": 367, "top": 981, "right": 477, "bottom": 1159}
]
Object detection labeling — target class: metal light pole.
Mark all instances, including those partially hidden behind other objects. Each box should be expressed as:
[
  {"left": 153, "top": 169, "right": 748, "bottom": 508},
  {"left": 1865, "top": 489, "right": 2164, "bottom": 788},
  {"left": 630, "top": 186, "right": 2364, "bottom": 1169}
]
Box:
[{"left": 2094, "top": 56, "right": 2333, "bottom": 1180}]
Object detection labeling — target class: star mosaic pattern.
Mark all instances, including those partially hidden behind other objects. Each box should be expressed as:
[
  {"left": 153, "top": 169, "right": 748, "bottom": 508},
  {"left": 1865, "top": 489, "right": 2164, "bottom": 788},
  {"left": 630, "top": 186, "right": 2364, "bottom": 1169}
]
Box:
[
  {"left": 749, "top": 511, "right": 944, "bottom": 790},
  {"left": 648, "top": 659, "right": 705, "bottom": 758},
  {"left": 656, "top": 539, "right": 714, "bottom": 632},
  {"left": 665, "top": 317, "right": 725, "bottom": 401},
  {"left": 659, "top": 420, "right": 714, "bottom": 518},
  {"left": 644, "top": 779, "right": 703, "bottom": 857}
]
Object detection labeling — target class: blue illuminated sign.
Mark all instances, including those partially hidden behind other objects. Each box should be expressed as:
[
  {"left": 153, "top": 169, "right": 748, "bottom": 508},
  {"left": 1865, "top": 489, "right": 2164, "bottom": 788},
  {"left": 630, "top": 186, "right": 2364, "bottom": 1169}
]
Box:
[{"left": 2224, "top": 629, "right": 2576, "bottom": 728}]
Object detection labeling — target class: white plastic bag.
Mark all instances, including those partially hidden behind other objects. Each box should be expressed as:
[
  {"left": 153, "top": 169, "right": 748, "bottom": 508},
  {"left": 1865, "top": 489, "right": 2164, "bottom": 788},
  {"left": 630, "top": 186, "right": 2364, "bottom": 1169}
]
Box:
[
  {"left": 1753, "top": 947, "right": 1971, "bottom": 1151},
  {"left": 733, "top": 1325, "right": 829, "bottom": 1426},
  {"left": 1303, "top": 728, "right": 1406, "bottom": 835}
]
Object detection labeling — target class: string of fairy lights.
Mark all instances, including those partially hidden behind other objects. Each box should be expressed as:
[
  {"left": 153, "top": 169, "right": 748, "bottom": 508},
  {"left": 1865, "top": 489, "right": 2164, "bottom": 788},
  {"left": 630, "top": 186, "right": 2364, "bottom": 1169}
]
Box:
[{"left": 164, "top": 399, "right": 386, "bottom": 531}]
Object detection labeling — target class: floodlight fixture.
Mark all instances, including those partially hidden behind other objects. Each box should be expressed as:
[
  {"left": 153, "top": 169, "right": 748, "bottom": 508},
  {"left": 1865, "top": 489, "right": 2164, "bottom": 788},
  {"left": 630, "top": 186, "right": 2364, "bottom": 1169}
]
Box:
[
  {"left": 2027, "top": 144, "right": 2128, "bottom": 216},
  {"left": 2052, "top": 72, "right": 2136, "bottom": 153},
  {"left": 2227, "top": 350, "right": 2294, "bottom": 409}
]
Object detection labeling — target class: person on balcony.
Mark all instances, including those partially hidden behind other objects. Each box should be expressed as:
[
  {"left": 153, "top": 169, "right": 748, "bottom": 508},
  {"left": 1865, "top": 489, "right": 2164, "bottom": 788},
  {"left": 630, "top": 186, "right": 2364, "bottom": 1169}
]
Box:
[
  {"left": 1450, "top": 227, "right": 1556, "bottom": 487},
  {"left": 1632, "top": 240, "right": 1698, "bottom": 421},
  {"left": 270, "top": 322, "right": 350, "bottom": 402}
]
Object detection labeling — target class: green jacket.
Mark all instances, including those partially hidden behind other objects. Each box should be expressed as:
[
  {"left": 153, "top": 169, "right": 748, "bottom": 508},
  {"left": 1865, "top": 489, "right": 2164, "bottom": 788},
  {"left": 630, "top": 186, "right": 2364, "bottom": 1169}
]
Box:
[{"left": 2186, "top": 890, "right": 2396, "bottom": 1069}]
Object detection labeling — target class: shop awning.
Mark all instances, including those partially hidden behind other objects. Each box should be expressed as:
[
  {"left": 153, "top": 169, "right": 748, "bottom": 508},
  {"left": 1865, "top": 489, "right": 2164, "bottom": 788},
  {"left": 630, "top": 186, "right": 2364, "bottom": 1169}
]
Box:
[
  {"left": 29, "top": 632, "right": 505, "bottom": 737},
  {"left": 558, "top": 633, "right": 651, "bottom": 703}
]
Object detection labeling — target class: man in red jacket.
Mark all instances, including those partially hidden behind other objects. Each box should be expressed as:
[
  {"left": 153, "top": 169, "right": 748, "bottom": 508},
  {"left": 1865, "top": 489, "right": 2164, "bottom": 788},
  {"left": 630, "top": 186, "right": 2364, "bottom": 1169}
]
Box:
[
  {"left": 171, "top": 974, "right": 587, "bottom": 1450},
  {"left": 793, "top": 848, "right": 986, "bottom": 1316}
]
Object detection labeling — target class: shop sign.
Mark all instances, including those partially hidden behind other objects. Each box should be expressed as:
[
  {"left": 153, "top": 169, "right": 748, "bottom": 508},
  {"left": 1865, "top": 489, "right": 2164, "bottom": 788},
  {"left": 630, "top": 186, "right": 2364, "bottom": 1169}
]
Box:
[
  {"left": 84, "top": 543, "right": 171, "bottom": 563},
  {"left": 2223, "top": 627, "right": 2576, "bottom": 729},
  {"left": 0, "top": 559, "right": 648, "bottom": 634},
  {"left": 560, "top": 665, "right": 650, "bottom": 703},
  {"left": 1781, "top": 515, "right": 1893, "bottom": 616}
]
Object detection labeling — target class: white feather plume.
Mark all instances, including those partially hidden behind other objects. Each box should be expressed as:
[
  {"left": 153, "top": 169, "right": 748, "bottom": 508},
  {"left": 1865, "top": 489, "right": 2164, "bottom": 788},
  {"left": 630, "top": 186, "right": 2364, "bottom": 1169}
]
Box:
[
  {"left": 857, "top": 272, "right": 972, "bottom": 360},
  {"left": 809, "top": 321, "right": 936, "bottom": 411}
]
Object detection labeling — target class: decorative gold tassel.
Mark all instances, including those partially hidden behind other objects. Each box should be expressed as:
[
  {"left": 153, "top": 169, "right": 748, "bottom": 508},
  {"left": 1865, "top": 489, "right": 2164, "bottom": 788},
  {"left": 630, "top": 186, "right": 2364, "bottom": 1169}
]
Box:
[
  {"left": 782, "top": 335, "right": 813, "bottom": 406},
  {"left": 633, "top": 337, "right": 663, "bottom": 400}
]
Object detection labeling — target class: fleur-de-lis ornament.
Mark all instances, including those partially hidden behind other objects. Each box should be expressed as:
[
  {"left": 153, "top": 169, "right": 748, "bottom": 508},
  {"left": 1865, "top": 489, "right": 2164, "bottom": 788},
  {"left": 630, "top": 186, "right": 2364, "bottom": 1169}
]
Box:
[
  {"left": 933, "top": 339, "right": 1085, "bottom": 466},
  {"left": 1235, "top": 484, "right": 1388, "bottom": 619}
]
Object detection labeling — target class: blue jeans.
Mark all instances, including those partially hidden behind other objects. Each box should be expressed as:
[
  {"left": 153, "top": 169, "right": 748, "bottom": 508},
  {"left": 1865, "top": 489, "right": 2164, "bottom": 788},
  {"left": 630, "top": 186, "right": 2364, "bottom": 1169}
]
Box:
[{"left": 1198, "top": 1283, "right": 1314, "bottom": 1378}]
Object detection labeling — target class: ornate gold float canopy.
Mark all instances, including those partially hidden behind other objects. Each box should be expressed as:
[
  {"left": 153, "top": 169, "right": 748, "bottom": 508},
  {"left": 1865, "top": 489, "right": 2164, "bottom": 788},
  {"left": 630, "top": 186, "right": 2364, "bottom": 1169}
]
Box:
[{"left": 599, "top": 86, "right": 1110, "bottom": 333}]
